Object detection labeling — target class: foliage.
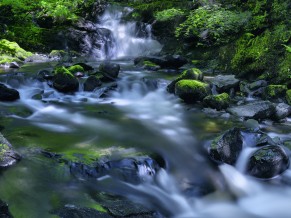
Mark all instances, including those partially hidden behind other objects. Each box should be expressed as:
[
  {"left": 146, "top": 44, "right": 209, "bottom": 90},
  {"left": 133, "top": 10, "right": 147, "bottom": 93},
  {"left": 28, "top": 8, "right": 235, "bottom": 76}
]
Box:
[
  {"left": 176, "top": 4, "right": 251, "bottom": 46},
  {"left": 286, "top": 90, "right": 291, "bottom": 105},
  {"left": 263, "top": 85, "right": 288, "bottom": 99},
  {"left": 231, "top": 25, "right": 291, "bottom": 76},
  {"left": 155, "top": 8, "right": 184, "bottom": 21},
  {"left": 0, "top": 39, "right": 32, "bottom": 62}
]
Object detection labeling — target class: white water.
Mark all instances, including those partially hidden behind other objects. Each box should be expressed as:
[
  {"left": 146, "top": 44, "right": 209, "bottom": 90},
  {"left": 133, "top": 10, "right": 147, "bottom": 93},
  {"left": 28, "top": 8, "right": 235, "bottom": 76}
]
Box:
[{"left": 97, "top": 6, "right": 162, "bottom": 59}]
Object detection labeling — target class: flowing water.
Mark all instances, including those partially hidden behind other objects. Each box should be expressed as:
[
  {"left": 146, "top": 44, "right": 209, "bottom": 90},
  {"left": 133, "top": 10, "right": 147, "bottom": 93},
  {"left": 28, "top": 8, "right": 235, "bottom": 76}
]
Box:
[{"left": 0, "top": 5, "right": 291, "bottom": 218}]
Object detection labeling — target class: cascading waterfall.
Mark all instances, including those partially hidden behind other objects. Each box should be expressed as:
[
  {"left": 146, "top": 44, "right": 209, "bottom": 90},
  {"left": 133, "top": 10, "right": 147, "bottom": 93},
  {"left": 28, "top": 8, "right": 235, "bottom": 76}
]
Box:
[{"left": 97, "top": 5, "right": 162, "bottom": 59}]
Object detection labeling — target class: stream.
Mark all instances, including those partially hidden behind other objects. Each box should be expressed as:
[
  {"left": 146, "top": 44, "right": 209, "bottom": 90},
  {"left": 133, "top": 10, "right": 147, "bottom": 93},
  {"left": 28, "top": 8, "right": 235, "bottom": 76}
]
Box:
[{"left": 1, "top": 5, "right": 291, "bottom": 218}]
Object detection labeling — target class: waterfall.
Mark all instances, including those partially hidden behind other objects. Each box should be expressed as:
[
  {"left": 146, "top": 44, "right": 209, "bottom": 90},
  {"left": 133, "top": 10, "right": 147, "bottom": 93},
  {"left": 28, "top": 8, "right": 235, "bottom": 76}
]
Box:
[{"left": 97, "top": 5, "right": 162, "bottom": 59}]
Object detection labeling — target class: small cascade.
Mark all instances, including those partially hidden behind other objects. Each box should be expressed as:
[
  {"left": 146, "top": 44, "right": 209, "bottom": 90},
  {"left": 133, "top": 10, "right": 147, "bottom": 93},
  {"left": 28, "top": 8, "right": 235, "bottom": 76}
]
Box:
[{"left": 97, "top": 5, "right": 162, "bottom": 59}]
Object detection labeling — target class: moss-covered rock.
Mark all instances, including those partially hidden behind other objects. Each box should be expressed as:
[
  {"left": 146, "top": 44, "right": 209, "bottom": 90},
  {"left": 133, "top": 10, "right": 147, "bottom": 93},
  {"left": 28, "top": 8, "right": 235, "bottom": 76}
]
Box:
[
  {"left": 175, "top": 79, "right": 209, "bottom": 103},
  {"left": 67, "top": 65, "right": 84, "bottom": 74},
  {"left": 0, "top": 39, "right": 32, "bottom": 63},
  {"left": 167, "top": 68, "right": 203, "bottom": 93},
  {"left": 286, "top": 90, "right": 291, "bottom": 105},
  {"left": 263, "top": 85, "right": 288, "bottom": 100},
  {"left": 141, "top": 60, "right": 160, "bottom": 71},
  {"left": 203, "top": 93, "right": 230, "bottom": 110},
  {"left": 53, "top": 67, "right": 79, "bottom": 93},
  {"left": 247, "top": 145, "right": 289, "bottom": 179},
  {"left": 0, "top": 133, "right": 21, "bottom": 168}
]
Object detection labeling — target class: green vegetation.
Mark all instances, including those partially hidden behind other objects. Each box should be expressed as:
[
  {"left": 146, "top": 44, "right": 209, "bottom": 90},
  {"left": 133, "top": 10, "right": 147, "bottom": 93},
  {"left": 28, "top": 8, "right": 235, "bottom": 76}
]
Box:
[
  {"left": 176, "top": 5, "right": 250, "bottom": 46},
  {"left": 286, "top": 90, "right": 291, "bottom": 105},
  {"left": 155, "top": 8, "right": 184, "bottom": 21},
  {"left": 67, "top": 65, "right": 84, "bottom": 74},
  {"left": 179, "top": 68, "right": 203, "bottom": 81},
  {"left": 53, "top": 66, "right": 74, "bottom": 77},
  {"left": 263, "top": 85, "right": 288, "bottom": 99}
]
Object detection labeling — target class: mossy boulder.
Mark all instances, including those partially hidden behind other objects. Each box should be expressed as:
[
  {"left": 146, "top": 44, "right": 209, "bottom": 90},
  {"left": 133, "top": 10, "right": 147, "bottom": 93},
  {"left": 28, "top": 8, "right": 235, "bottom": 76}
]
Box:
[
  {"left": 247, "top": 145, "right": 289, "bottom": 179},
  {"left": 141, "top": 60, "right": 160, "bottom": 71},
  {"left": 67, "top": 65, "right": 84, "bottom": 74},
  {"left": 175, "top": 79, "right": 209, "bottom": 103},
  {"left": 203, "top": 93, "right": 230, "bottom": 110},
  {"left": 263, "top": 85, "right": 288, "bottom": 100},
  {"left": 286, "top": 89, "right": 291, "bottom": 105},
  {"left": 52, "top": 67, "right": 79, "bottom": 93},
  {"left": 167, "top": 68, "right": 203, "bottom": 93},
  {"left": 0, "top": 39, "right": 32, "bottom": 64},
  {"left": 0, "top": 133, "right": 21, "bottom": 168},
  {"left": 0, "top": 83, "right": 20, "bottom": 101},
  {"left": 209, "top": 127, "right": 243, "bottom": 165}
]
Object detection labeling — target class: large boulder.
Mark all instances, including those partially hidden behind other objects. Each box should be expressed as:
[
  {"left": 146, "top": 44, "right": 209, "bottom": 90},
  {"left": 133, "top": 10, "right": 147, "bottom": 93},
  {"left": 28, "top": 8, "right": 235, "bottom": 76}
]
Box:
[
  {"left": 211, "top": 75, "right": 240, "bottom": 93},
  {"left": 208, "top": 127, "right": 243, "bottom": 165},
  {"left": 52, "top": 67, "right": 79, "bottom": 93},
  {"left": 84, "top": 76, "right": 102, "bottom": 91},
  {"left": 273, "top": 103, "right": 291, "bottom": 120},
  {"left": 203, "top": 93, "right": 230, "bottom": 110},
  {"left": 247, "top": 145, "right": 289, "bottom": 179},
  {"left": 167, "top": 68, "right": 203, "bottom": 93},
  {"left": 175, "top": 79, "right": 209, "bottom": 103},
  {"left": 99, "top": 62, "right": 120, "bottom": 81},
  {"left": 0, "top": 132, "right": 21, "bottom": 168},
  {"left": 227, "top": 101, "right": 275, "bottom": 120},
  {"left": 0, "top": 83, "right": 20, "bottom": 101}
]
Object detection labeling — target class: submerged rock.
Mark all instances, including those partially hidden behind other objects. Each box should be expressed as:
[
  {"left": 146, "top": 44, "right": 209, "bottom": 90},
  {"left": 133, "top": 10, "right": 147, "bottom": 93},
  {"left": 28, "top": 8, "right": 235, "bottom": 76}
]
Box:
[
  {"left": 247, "top": 145, "right": 289, "bottom": 179},
  {"left": 0, "top": 133, "right": 21, "bottom": 169},
  {"left": 211, "top": 75, "right": 240, "bottom": 93},
  {"left": 209, "top": 127, "right": 243, "bottom": 165},
  {"left": 52, "top": 205, "right": 111, "bottom": 218},
  {"left": 0, "top": 200, "right": 13, "bottom": 218},
  {"left": 175, "top": 79, "right": 209, "bottom": 103},
  {"left": 99, "top": 62, "right": 120, "bottom": 81},
  {"left": 0, "top": 83, "right": 20, "bottom": 101},
  {"left": 227, "top": 101, "right": 275, "bottom": 120}
]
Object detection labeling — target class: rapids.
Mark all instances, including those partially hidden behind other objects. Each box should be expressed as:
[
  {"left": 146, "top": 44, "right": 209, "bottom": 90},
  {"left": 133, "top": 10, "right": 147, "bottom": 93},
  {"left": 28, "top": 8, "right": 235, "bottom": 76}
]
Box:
[{"left": 0, "top": 5, "right": 291, "bottom": 218}]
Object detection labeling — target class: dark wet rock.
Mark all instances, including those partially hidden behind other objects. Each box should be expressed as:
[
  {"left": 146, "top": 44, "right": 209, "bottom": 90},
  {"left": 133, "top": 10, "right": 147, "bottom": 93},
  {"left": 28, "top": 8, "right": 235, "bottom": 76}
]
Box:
[
  {"left": 0, "top": 200, "right": 13, "bottom": 218},
  {"left": 227, "top": 101, "right": 275, "bottom": 120},
  {"left": 52, "top": 69, "right": 79, "bottom": 93},
  {"left": 9, "top": 61, "right": 20, "bottom": 68},
  {"left": 247, "top": 145, "right": 289, "bottom": 179},
  {"left": 0, "top": 83, "right": 20, "bottom": 101},
  {"left": 0, "top": 132, "right": 21, "bottom": 169},
  {"left": 37, "top": 70, "right": 53, "bottom": 82},
  {"left": 209, "top": 127, "right": 243, "bottom": 165},
  {"left": 211, "top": 75, "right": 240, "bottom": 93},
  {"left": 175, "top": 80, "right": 209, "bottom": 103},
  {"left": 70, "top": 156, "right": 159, "bottom": 184},
  {"left": 203, "top": 93, "right": 230, "bottom": 110},
  {"left": 84, "top": 76, "right": 102, "bottom": 91},
  {"left": 134, "top": 55, "right": 187, "bottom": 69},
  {"left": 52, "top": 205, "right": 112, "bottom": 218},
  {"left": 273, "top": 103, "right": 291, "bottom": 120},
  {"left": 167, "top": 68, "right": 203, "bottom": 93},
  {"left": 99, "top": 62, "right": 120, "bottom": 81},
  {"left": 241, "top": 130, "right": 276, "bottom": 147}
]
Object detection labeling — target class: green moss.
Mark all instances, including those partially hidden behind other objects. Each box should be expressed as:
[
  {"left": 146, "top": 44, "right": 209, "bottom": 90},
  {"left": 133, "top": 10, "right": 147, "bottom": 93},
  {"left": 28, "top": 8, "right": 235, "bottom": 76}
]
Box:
[
  {"left": 0, "top": 39, "right": 32, "bottom": 62},
  {"left": 179, "top": 68, "right": 203, "bottom": 81},
  {"left": 143, "top": 60, "right": 158, "bottom": 67},
  {"left": 49, "top": 50, "right": 67, "bottom": 58},
  {"left": 155, "top": 8, "right": 184, "bottom": 21},
  {"left": 203, "top": 93, "right": 230, "bottom": 110},
  {"left": 53, "top": 66, "right": 74, "bottom": 77},
  {"left": 176, "top": 79, "right": 207, "bottom": 90},
  {"left": 286, "top": 90, "right": 291, "bottom": 105},
  {"left": 264, "top": 85, "right": 287, "bottom": 99},
  {"left": 67, "top": 65, "right": 84, "bottom": 74},
  {"left": 0, "top": 143, "right": 9, "bottom": 160}
]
